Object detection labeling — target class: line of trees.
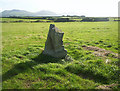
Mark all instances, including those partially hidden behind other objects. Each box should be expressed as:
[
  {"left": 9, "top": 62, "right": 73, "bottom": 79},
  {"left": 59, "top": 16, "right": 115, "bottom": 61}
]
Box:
[{"left": 81, "top": 17, "right": 109, "bottom": 22}]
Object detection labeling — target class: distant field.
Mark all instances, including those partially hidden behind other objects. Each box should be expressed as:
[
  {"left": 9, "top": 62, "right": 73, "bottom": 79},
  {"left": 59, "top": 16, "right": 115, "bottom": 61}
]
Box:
[
  {"left": 0, "top": 18, "right": 51, "bottom": 22},
  {"left": 2, "top": 21, "right": 119, "bottom": 89},
  {"left": 1, "top": 17, "right": 118, "bottom": 23}
]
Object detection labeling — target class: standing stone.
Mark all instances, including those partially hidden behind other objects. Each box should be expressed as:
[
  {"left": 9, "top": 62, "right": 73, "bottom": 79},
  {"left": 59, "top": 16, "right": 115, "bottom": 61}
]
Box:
[{"left": 43, "top": 24, "right": 67, "bottom": 58}]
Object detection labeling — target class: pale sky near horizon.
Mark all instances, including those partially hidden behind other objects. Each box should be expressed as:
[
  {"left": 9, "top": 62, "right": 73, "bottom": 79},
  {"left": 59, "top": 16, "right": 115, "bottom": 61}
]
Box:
[{"left": 0, "top": 0, "right": 119, "bottom": 17}]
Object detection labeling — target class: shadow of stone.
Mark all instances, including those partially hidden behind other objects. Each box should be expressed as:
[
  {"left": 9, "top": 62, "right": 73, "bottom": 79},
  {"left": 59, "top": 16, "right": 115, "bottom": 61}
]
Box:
[
  {"left": 32, "top": 53, "right": 62, "bottom": 64},
  {"left": 2, "top": 53, "right": 62, "bottom": 82}
]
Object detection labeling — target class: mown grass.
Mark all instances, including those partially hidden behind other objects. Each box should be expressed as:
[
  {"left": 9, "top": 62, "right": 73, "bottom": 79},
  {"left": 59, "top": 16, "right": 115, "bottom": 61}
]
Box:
[{"left": 2, "top": 21, "right": 119, "bottom": 89}]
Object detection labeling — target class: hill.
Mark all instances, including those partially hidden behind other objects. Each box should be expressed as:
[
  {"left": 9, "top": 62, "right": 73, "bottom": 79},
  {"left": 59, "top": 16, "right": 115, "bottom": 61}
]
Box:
[
  {"left": 35, "top": 10, "right": 57, "bottom": 16},
  {"left": 0, "top": 9, "right": 57, "bottom": 17},
  {"left": 0, "top": 9, "right": 34, "bottom": 17}
]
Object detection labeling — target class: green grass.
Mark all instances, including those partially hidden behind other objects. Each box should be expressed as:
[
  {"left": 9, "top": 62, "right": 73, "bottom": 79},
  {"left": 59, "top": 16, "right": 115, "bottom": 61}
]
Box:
[{"left": 2, "top": 21, "right": 119, "bottom": 89}]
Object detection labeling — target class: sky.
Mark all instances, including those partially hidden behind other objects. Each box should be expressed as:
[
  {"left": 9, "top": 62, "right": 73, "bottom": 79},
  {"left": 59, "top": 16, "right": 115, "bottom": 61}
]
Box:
[{"left": 0, "top": 0, "right": 119, "bottom": 17}]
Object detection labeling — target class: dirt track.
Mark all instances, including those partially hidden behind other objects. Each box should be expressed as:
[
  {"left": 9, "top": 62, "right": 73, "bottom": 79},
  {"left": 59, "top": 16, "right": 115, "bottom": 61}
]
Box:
[{"left": 82, "top": 45, "right": 119, "bottom": 59}]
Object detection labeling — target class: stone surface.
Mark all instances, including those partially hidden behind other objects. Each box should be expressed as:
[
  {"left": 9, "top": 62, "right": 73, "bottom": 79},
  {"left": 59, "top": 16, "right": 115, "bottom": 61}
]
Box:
[{"left": 43, "top": 24, "right": 67, "bottom": 58}]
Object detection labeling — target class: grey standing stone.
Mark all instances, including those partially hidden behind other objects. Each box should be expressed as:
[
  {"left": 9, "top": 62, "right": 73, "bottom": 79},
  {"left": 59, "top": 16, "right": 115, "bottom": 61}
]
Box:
[{"left": 43, "top": 24, "right": 67, "bottom": 58}]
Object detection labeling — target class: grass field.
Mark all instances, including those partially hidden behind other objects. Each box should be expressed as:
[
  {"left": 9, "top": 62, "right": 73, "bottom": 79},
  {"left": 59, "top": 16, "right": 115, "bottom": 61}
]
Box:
[
  {"left": 2, "top": 21, "right": 119, "bottom": 89},
  {"left": 0, "top": 18, "right": 51, "bottom": 22}
]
